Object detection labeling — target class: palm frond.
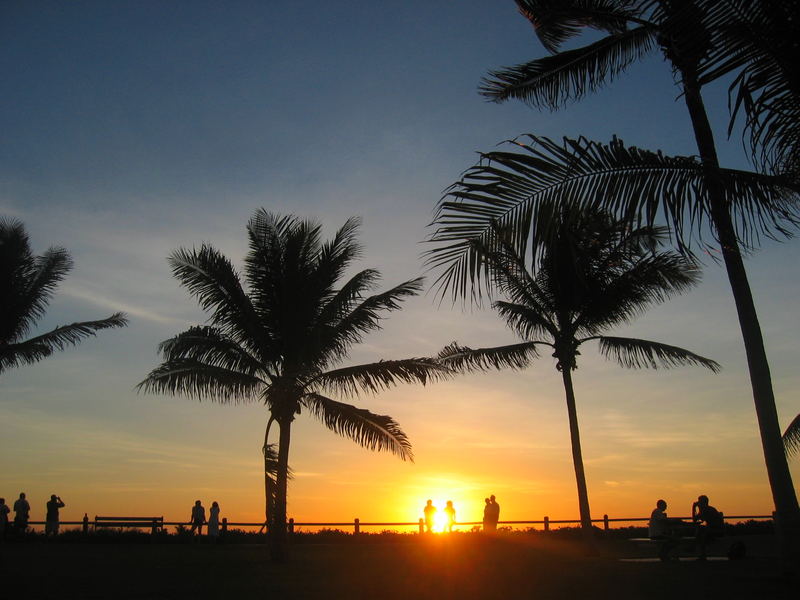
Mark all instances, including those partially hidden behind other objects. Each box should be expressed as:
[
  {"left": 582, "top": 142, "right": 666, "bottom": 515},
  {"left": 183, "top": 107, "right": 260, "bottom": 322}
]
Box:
[
  {"left": 694, "top": 0, "right": 800, "bottom": 172},
  {"left": 575, "top": 251, "right": 700, "bottom": 333},
  {"left": 0, "top": 340, "right": 53, "bottom": 373},
  {"left": 15, "top": 248, "right": 73, "bottom": 340},
  {"left": 426, "top": 135, "right": 800, "bottom": 301},
  {"left": 314, "top": 268, "right": 382, "bottom": 325},
  {"left": 168, "top": 245, "right": 270, "bottom": 360},
  {"left": 263, "top": 442, "right": 292, "bottom": 480},
  {"left": 436, "top": 341, "right": 540, "bottom": 372},
  {"left": 309, "top": 358, "right": 451, "bottom": 398},
  {"left": 0, "top": 219, "right": 73, "bottom": 343},
  {"left": 481, "top": 25, "right": 656, "bottom": 108},
  {"left": 493, "top": 300, "right": 557, "bottom": 341},
  {"left": 312, "top": 278, "right": 425, "bottom": 368},
  {"left": 514, "top": 0, "right": 653, "bottom": 52},
  {"left": 137, "top": 358, "right": 265, "bottom": 404},
  {"left": 302, "top": 392, "right": 413, "bottom": 461},
  {"left": 783, "top": 413, "right": 800, "bottom": 458},
  {"left": 593, "top": 335, "right": 720, "bottom": 371},
  {"left": 0, "top": 314, "right": 128, "bottom": 374},
  {"left": 158, "top": 326, "right": 266, "bottom": 378},
  {"left": 246, "top": 212, "right": 363, "bottom": 319}
]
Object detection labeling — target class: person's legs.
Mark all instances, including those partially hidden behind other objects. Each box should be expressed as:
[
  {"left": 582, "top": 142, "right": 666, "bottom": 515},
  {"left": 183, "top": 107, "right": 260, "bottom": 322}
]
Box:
[{"left": 696, "top": 526, "right": 708, "bottom": 559}]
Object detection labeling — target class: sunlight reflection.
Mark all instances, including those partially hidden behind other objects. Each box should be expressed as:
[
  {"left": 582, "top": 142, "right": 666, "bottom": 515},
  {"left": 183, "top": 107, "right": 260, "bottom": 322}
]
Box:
[{"left": 423, "top": 498, "right": 458, "bottom": 533}]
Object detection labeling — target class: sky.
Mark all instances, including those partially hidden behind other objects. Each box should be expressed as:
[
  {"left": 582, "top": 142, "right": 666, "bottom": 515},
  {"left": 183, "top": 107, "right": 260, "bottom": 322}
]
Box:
[{"left": 1, "top": 0, "right": 798, "bottom": 530}]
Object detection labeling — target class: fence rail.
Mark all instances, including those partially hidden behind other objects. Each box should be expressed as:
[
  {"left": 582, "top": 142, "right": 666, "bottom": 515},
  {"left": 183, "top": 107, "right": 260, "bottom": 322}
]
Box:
[{"left": 22, "top": 513, "right": 774, "bottom": 535}]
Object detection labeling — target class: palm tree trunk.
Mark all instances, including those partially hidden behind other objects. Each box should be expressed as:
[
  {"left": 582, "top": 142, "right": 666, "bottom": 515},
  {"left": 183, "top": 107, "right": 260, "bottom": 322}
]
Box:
[
  {"left": 681, "top": 68, "right": 800, "bottom": 565},
  {"left": 560, "top": 366, "right": 594, "bottom": 539},
  {"left": 269, "top": 417, "right": 292, "bottom": 563}
]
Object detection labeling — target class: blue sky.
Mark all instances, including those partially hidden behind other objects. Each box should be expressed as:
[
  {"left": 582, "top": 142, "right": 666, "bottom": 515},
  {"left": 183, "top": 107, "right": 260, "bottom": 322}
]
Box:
[{"left": 1, "top": 1, "right": 797, "bottom": 524}]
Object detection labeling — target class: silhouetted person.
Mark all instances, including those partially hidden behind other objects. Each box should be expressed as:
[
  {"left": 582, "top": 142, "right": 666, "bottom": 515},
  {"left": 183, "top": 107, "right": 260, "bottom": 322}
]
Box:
[
  {"left": 0, "top": 497, "right": 9, "bottom": 541},
  {"left": 692, "top": 495, "right": 723, "bottom": 560},
  {"left": 423, "top": 499, "right": 436, "bottom": 533},
  {"left": 443, "top": 500, "right": 456, "bottom": 532},
  {"left": 190, "top": 500, "right": 206, "bottom": 535},
  {"left": 482, "top": 497, "right": 492, "bottom": 532},
  {"left": 208, "top": 501, "right": 220, "bottom": 539},
  {"left": 648, "top": 499, "right": 681, "bottom": 561},
  {"left": 13, "top": 493, "right": 30, "bottom": 534},
  {"left": 45, "top": 494, "right": 65, "bottom": 536},
  {"left": 489, "top": 495, "right": 500, "bottom": 530}
]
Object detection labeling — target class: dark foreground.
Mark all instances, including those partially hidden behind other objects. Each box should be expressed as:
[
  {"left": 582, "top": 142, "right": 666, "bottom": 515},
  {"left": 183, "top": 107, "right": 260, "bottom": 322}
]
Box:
[{"left": 0, "top": 534, "right": 794, "bottom": 600}]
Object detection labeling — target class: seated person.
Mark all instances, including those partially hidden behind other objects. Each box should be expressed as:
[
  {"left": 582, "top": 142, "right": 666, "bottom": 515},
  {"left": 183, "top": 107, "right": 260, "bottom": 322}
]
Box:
[
  {"left": 648, "top": 499, "right": 680, "bottom": 560},
  {"left": 692, "top": 495, "right": 723, "bottom": 560}
]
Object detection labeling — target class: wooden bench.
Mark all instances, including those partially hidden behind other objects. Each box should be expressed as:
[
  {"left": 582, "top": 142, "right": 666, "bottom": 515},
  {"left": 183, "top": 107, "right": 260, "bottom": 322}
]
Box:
[{"left": 94, "top": 516, "right": 164, "bottom": 534}]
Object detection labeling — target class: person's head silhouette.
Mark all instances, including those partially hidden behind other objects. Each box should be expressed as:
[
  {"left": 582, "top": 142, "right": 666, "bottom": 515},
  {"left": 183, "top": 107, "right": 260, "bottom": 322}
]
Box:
[
  {"left": 697, "top": 495, "right": 709, "bottom": 507},
  {"left": 19, "top": 493, "right": 25, "bottom": 500},
  {"left": 195, "top": 500, "right": 202, "bottom": 506},
  {"left": 490, "top": 495, "right": 496, "bottom": 503},
  {"left": 426, "top": 499, "right": 432, "bottom": 507},
  {"left": 656, "top": 499, "right": 667, "bottom": 510}
]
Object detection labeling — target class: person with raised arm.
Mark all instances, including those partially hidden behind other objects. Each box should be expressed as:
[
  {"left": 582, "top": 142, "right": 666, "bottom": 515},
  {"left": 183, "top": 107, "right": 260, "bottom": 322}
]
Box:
[{"left": 45, "top": 494, "right": 65, "bottom": 536}]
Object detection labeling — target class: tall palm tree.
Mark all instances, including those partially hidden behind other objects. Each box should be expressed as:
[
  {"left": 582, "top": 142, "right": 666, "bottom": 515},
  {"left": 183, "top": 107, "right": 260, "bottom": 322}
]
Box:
[
  {"left": 433, "top": 0, "right": 800, "bottom": 554},
  {"left": 139, "top": 210, "right": 448, "bottom": 562},
  {"left": 0, "top": 218, "right": 127, "bottom": 375},
  {"left": 438, "top": 211, "right": 719, "bottom": 539}
]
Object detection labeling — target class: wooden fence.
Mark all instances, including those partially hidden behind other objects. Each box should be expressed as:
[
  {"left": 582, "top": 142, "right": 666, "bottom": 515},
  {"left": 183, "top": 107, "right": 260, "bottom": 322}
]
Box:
[{"left": 24, "top": 513, "right": 773, "bottom": 535}]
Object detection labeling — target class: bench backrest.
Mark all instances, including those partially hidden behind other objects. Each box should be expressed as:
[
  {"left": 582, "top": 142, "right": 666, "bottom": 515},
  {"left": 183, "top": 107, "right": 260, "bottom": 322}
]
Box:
[{"left": 94, "top": 516, "right": 164, "bottom": 529}]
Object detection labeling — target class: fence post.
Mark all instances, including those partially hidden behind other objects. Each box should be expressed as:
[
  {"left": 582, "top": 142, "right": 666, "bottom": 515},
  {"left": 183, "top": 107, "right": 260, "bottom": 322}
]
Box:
[
  {"left": 222, "top": 517, "right": 228, "bottom": 535},
  {"left": 544, "top": 516, "right": 549, "bottom": 532},
  {"left": 288, "top": 518, "right": 294, "bottom": 534},
  {"left": 603, "top": 514, "right": 609, "bottom": 531},
  {"left": 419, "top": 518, "right": 424, "bottom": 534},
  {"left": 354, "top": 518, "right": 360, "bottom": 535},
  {"left": 82, "top": 513, "right": 89, "bottom": 534}
]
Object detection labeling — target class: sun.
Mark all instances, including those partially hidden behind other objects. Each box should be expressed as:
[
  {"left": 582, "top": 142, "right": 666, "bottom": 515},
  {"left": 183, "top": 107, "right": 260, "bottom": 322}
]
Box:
[
  {"left": 423, "top": 497, "right": 460, "bottom": 533},
  {"left": 433, "top": 508, "right": 449, "bottom": 533}
]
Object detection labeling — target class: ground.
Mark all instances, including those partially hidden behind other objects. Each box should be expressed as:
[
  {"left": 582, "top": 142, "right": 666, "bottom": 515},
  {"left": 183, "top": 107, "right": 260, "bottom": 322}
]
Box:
[{"left": 0, "top": 534, "right": 794, "bottom": 599}]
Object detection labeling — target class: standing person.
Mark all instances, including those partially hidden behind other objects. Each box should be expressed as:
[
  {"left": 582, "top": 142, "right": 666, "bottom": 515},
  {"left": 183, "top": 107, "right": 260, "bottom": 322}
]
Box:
[
  {"left": 13, "top": 493, "right": 30, "bottom": 534},
  {"left": 423, "top": 500, "right": 436, "bottom": 533},
  {"left": 189, "top": 500, "right": 206, "bottom": 536},
  {"left": 443, "top": 501, "right": 456, "bottom": 532},
  {"left": 489, "top": 495, "right": 500, "bottom": 530},
  {"left": 482, "top": 497, "right": 493, "bottom": 532},
  {"left": 207, "top": 501, "right": 221, "bottom": 540},
  {"left": 0, "top": 497, "right": 9, "bottom": 541},
  {"left": 692, "top": 495, "right": 723, "bottom": 560},
  {"left": 45, "top": 495, "right": 65, "bottom": 537}
]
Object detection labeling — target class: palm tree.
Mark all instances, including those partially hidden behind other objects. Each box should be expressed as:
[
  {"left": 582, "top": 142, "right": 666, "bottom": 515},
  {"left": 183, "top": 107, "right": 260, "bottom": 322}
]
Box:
[
  {"left": 437, "top": 211, "right": 719, "bottom": 539},
  {"left": 0, "top": 218, "right": 127, "bottom": 375},
  {"left": 138, "top": 210, "right": 448, "bottom": 562},
  {"left": 433, "top": 0, "right": 800, "bottom": 553}
]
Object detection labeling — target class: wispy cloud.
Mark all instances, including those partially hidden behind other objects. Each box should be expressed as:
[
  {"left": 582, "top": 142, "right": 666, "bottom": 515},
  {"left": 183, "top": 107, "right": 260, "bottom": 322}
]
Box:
[{"left": 61, "top": 283, "right": 183, "bottom": 325}]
